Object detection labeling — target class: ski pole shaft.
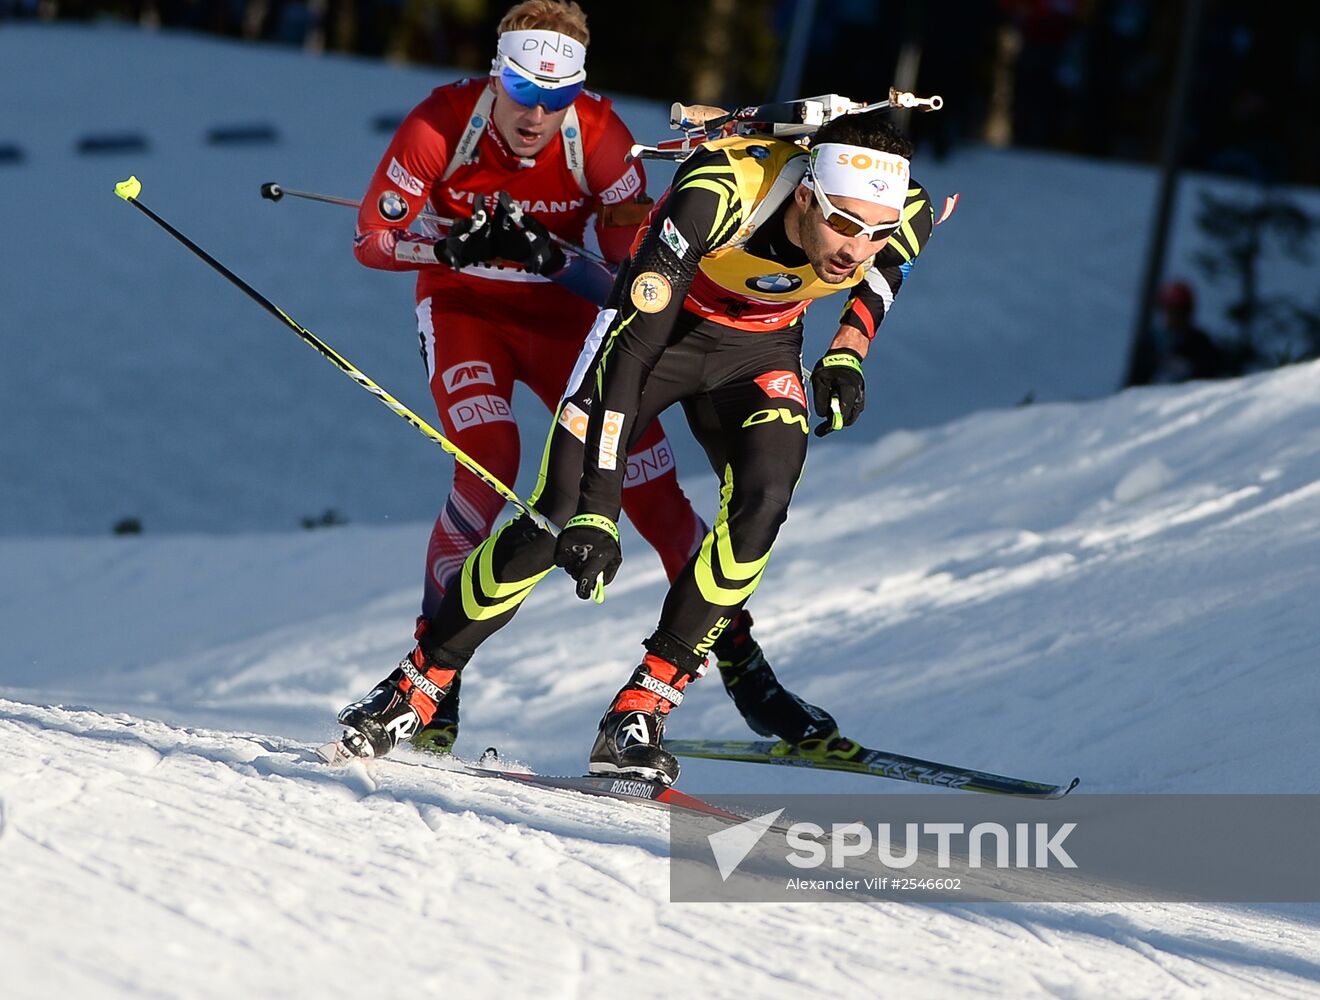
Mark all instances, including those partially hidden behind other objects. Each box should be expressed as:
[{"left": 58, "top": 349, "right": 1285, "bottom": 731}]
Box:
[
  {"left": 259, "top": 183, "right": 364, "bottom": 212},
  {"left": 262, "top": 181, "right": 458, "bottom": 230},
  {"left": 111, "top": 175, "right": 551, "bottom": 538},
  {"left": 260, "top": 181, "right": 608, "bottom": 265}
]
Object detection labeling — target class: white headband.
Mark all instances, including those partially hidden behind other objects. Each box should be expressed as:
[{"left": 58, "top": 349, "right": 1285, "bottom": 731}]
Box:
[
  {"left": 808, "top": 143, "right": 910, "bottom": 213},
  {"left": 496, "top": 29, "right": 586, "bottom": 82}
]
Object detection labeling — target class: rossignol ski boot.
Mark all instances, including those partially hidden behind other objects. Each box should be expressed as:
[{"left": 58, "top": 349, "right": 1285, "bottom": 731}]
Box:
[
  {"left": 336, "top": 621, "right": 459, "bottom": 759},
  {"left": 590, "top": 651, "right": 698, "bottom": 785}
]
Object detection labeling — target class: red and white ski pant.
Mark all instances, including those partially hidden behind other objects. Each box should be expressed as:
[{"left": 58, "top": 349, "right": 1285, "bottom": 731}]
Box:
[{"left": 416, "top": 276, "right": 704, "bottom": 617}]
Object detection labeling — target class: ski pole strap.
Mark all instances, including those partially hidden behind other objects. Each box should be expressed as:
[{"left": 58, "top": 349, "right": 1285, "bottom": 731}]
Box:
[
  {"left": 820, "top": 351, "right": 864, "bottom": 376},
  {"left": 563, "top": 513, "right": 619, "bottom": 542}
]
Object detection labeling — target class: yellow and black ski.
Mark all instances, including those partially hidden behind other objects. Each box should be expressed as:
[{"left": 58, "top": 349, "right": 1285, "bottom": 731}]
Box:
[{"left": 665, "top": 738, "right": 1079, "bottom": 799}]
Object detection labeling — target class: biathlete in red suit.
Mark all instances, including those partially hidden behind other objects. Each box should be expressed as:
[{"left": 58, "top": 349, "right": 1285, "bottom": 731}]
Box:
[{"left": 351, "top": 4, "right": 704, "bottom": 751}]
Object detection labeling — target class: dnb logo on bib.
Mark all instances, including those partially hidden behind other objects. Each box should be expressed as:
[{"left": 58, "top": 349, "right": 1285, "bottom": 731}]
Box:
[
  {"left": 630, "top": 271, "right": 672, "bottom": 313},
  {"left": 745, "top": 272, "right": 803, "bottom": 295},
  {"left": 378, "top": 190, "right": 409, "bottom": 221}
]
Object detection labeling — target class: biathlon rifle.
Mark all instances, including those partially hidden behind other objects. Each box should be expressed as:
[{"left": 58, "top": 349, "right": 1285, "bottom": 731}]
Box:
[{"left": 628, "top": 87, "right": 944, "bottom": 161}]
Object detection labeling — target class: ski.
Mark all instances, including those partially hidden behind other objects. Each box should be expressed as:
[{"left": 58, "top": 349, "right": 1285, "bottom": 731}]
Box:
[
  {"left": 664, "top": 738, "right": 1080, "bottom": 799},
  {"left": 315, "top": 739, "right": 360, "bottom": 766},
  {"left": 457, "top": 766, "right": 747, "bottom": 821},
  {"left": 314, "top": 739, "right": 744, "bottom": 820}
]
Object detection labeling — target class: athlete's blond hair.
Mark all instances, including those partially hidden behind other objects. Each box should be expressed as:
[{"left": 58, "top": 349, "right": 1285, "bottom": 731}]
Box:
[{"left": 498, "top": 0, "right": 590, "bottom": 46}]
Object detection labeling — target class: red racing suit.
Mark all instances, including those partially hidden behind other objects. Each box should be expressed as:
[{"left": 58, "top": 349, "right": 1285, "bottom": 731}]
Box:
[{"left": 355, "top": 77, "right": 706, "bottom": 616}]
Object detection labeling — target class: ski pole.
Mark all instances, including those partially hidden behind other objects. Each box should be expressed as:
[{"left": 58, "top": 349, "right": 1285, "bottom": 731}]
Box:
[
  {"left": 113, "top": 175, "right": 608, "bottom": 604},
  {"left": 259, "top": 181, "right": 608, "bottom": 265}
]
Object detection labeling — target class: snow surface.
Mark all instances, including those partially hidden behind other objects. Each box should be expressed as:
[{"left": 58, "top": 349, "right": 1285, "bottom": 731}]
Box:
[{"left": 3, "top": 23, "right": 1320, "bottom": 1000}]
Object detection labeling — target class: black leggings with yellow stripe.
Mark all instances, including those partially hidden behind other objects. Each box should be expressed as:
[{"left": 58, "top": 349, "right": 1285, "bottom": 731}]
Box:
[{"left": 423, "top": 313, "right": 811, "bottom": 675}]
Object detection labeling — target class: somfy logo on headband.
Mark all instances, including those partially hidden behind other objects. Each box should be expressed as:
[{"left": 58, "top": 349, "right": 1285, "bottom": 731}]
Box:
[
  {"left": 833, "top": 149, "right": 909, "bottom": 179},
  {"left": 810, "top": 143, "right": 911, "bottom": 212}
]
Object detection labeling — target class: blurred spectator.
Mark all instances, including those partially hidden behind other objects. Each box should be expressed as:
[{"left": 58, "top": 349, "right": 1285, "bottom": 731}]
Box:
[
  {"left": 1128, "top": 280, "right": 1227, "bottom": 385},
  {"left": 912, "top": 0, "right": 998, "bottom": 160},
  {"left": 998, "top": 0, "right": 1082, "bottom": 149}
]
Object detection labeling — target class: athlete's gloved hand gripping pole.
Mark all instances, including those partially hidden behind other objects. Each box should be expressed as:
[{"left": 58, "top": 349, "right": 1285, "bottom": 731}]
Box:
[
  {"left": 811, "top": 347, "right": 865, "bottom": 436},
  {"left": 114, "top": 176, "right": 614, "bottom": 602}
]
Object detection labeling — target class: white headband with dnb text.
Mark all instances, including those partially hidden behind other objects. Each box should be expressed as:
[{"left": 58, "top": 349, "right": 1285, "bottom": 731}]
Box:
[
  {"left": 497, "top": 28, "right": 587, "bottom": 82},
  {"left": 809, "top": 143, "right": 911, "bottom": 212}
]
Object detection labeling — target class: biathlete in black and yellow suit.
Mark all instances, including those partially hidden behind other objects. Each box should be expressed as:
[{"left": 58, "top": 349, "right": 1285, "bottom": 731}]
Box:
[{"left": 335, "top": 108, "right": 936, "bottom": 783}]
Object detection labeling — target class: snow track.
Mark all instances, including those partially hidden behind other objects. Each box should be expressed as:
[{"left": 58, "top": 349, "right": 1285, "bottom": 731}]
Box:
[{"left": 3, "top": 702, "right": 1318, "bottom": 999}]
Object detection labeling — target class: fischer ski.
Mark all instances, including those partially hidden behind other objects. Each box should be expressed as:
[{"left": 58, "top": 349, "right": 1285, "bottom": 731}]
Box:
[{"left": 664, "top": 738, "right": 1080, "bottom": 799}]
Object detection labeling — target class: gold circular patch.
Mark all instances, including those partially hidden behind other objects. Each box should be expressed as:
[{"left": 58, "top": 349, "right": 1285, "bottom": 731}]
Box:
[{"left": 629, "top": 271, "right": 672, "bottom": 313}]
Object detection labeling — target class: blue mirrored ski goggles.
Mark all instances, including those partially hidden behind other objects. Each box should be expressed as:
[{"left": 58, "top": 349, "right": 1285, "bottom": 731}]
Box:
[{"left": 496, "top": 59, "right": 585, "bottom": 112}]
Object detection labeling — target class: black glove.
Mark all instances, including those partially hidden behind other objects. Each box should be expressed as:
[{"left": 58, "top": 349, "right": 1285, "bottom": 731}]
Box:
[
  {"left": 554, "top": 514, "right": 622, "bottom": 601},
  {"left": 439, "top": 197, "right": 497, "bottom": 269},
  {"left": 492, "top": 191, "right": 567, "bottom": 275},
  {"left": 810, "top": 347, "right": 865, "bottom": 437}
]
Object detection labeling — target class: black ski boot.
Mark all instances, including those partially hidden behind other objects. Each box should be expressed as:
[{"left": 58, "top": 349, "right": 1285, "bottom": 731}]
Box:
[
  {"left": 589, "top": 649, "right": 698, "bottom": 785},
  {"left": 712, "top": 611, "right": 838, "bottom": 744},
  {"left": 591, "top": 708, "right": 676, "bottom": 784},
  {"left": 337, "top": 629, "right": 459, "bottom": 759}
]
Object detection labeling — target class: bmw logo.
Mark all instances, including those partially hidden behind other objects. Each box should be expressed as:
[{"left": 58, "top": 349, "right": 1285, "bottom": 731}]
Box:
[
  {"left": 470, "top": 115, "right": 484, "bottom": 128},
  {"left": 746, "top": 273, "right": 803, "bottom": 294},
  {"left": 565, "top": 127, "right": 578, "bottom": 138},
  {"left": 378, "top": 190, "right": 409, "bottom": 221}
]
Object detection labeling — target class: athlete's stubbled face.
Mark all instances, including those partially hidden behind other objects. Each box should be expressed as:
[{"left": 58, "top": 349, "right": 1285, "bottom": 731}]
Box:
[
  {"left": 491, "top": 78, "right": 571, "bottom": 158},
  {"left": 792, "top": 185, "right": 898, "bottom": 284}
]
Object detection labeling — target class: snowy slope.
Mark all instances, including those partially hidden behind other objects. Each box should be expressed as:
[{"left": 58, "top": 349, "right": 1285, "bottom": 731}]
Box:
[
  {"left": 4, "top": 360, "right": 1320, "bottom": 998},
  {"left": 4, "top": 23, "right": 1317, "bottom": 537},
  {"left": 4, "top": 706, "right": 1318, "bottom": 1000}
]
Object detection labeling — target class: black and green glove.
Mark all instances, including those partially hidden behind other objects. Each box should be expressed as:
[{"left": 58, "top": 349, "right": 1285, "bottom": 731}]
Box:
[
  {"left": 810, "top": 347, "right": 865, "bottom": 437},
  {"left": 554, "top": 514, "right": 622, "bottom": 602}
]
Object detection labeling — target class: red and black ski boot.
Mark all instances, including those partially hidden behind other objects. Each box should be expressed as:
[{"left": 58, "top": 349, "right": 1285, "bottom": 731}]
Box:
[
  {"left": 589, "top": 649, "right": 700, "bottom": 785},
  {"left": 337, "top": 621, "right": 459, "bottom": 759}
]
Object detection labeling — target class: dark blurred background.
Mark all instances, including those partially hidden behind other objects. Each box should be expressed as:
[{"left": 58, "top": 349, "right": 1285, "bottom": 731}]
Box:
[
  {"left": 6, "top": 0, "right": 1317, "bottom": 374},
  {"left": 5, "top": 0, "right": 1316, "bottom": 186}
]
